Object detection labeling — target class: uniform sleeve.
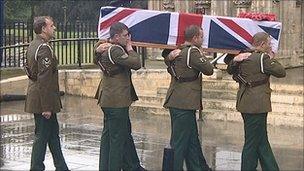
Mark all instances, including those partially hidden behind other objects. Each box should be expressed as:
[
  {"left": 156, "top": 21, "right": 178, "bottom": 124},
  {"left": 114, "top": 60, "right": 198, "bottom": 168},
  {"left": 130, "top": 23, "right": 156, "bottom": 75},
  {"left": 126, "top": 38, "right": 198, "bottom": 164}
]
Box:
[
  {"left": 94, "top": 52, "right": 101, "bottom": 66},
  {"left": 189, "top": 48, "right": 214, "bottom": 76},
  {"left": 111, "top": 46, "right": 141, "bottom": 70},
  {"left": 36, "top": 45, "right": 54, "bottom": 112},
  {"left": 262, "top": 54, "right": 286, "bottom": 78},
  {"left": 93, "top": 41, "right": 107, "bottom": 65},
  {"left": 226, "top": 60, "right": 239, "bottom": 75},
  {"left": 161, "top": 49, "right": 173, "bottom": 67}
]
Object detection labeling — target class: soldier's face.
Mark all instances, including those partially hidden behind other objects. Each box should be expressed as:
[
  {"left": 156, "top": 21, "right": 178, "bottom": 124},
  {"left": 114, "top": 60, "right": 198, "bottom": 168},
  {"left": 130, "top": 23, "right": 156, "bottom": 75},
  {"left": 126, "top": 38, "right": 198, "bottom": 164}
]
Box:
[
  {"left": 117, "top": 30, "right": 130, "bottom": 46},
  {"left": 261, "top": 37, "right": 272, "bottom": 52},
  {"left": 193, "top": 29, "right": 203, "bottom": 47},
  {"left": 42, "top": 18, "right": 56, "bottom": 40}
]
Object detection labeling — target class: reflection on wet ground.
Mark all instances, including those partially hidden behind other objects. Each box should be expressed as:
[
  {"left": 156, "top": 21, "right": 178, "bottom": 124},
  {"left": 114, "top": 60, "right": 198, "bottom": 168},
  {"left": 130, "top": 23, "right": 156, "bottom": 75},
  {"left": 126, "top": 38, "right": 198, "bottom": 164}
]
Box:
[{"left": 1, "top": 96, "right": 303, "bottom": 170}]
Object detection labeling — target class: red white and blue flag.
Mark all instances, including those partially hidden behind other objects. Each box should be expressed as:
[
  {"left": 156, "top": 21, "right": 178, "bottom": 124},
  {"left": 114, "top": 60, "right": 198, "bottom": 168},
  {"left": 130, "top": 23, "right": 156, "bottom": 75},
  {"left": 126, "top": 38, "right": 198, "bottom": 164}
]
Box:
[{"left": 98, "top": 6, "right": 282, "bottom": 52}]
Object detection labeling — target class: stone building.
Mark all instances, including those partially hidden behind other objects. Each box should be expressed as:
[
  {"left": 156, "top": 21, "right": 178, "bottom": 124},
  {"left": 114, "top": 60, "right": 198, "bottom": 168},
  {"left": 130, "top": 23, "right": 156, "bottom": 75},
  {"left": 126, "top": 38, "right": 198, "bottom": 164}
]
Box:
[{"left": 148, "top": 0, "right": 303, "bottom": 68}]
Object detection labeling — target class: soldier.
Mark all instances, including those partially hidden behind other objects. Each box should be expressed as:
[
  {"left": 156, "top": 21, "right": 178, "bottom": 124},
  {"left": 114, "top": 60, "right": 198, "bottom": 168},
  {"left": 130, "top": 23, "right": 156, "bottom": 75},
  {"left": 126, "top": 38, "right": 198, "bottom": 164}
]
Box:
[
  {"left": 24, "top": 16, "right": 69, "bottom": 170},
  {"left": 94, "top": 22, "right": 145, "bottom": 171},
  {"left": 162, "top": 25, "right": 214, "bottom": 171},
  {"left": 226, "top": 32, "right": 286, "bottom": 171}
]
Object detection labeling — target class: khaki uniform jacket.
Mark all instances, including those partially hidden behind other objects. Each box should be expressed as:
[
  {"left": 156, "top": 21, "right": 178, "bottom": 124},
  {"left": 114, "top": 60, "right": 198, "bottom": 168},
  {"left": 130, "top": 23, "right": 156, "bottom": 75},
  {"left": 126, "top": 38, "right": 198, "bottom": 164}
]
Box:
[
  {"left": 163, "top": 45, "right": 214, "bottom": 110},
  {"left": 94, "top": 44, "right": 141, "bottom": 108},
  {"left": 25, "top": 36, "right": 62, "bottom": 114},
  {"left": 227, "top": 52, "right": 286, "bottom": 113}
]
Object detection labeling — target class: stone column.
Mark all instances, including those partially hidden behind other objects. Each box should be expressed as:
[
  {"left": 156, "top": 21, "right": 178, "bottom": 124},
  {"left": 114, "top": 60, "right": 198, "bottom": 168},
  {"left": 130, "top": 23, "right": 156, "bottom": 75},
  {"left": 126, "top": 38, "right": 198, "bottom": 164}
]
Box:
[
  {"left": 194, "top": 0, "right": 211, "bottom": 15},
  {"left": 163, "top": 0, "right": 175, "bottom": 11},
  {"left": 233, "top": 0, "right": 252, "bottom": 16},
  {"left": 297, "top": 0, "right": 304, "bottom": 66},
  {"left": 148, "top": 0, "right": 162, "bottom": 11},
  {"left": 211, "top": 0, "right": 233, "bottom": 16}
]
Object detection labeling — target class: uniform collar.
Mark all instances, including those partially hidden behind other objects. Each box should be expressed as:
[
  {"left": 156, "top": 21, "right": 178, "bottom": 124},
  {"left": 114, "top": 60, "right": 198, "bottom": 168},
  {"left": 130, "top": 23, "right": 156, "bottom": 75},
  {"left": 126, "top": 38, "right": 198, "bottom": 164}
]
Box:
[
  {"left": 35, "top": 35, "right": 49, "bottom": 43},
  {"left": 179, "top": 42, "right": 198, "bottom": 49}
]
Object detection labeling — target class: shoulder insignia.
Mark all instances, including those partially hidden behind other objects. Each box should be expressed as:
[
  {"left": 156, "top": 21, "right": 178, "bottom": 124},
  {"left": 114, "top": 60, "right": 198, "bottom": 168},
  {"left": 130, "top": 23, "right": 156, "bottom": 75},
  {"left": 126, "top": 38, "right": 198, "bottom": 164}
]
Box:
[
  {"left": 35, "top": 43, "right": 53, "bottom": 61},
  {"left": 108, "top": 45, "right": 127, "bottom": 64},
  {"left": 121, "top": 53, "right": 128, "bottom": 59},
  {"left": 199, "top": 57, "right": 206, "bottom": 63},
  {"left": 260, "top": 53, "right": 265, "bottom": 73},
  {"left": 186, "top": 46, "right": 203, "bottom": 68},
  {"left": 43, "top": 57, "right": 51, "bottom": 68}
]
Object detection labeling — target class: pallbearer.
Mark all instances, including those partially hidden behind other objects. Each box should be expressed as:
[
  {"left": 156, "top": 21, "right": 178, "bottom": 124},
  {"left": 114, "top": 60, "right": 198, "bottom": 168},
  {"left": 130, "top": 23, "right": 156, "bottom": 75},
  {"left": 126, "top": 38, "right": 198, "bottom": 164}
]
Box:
[
  {"left": 162, "top": 25, "right": 214, "bottom": 171},
  {"left": 94, "top": 22, "right": 146, "bottom": 171},
  {"left": 226, "top": 32, "right": 286, "bottom": 171}
]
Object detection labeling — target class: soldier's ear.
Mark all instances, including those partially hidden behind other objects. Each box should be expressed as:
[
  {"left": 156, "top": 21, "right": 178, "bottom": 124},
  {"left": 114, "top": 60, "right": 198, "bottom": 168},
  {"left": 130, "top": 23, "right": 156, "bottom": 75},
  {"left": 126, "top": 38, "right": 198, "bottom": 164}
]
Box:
[
  {"left": 41, "top": 25, "right": 47, "bottom": 33},
  {"left": 113, "top": 34, "right": 120, "bottom": 40}
]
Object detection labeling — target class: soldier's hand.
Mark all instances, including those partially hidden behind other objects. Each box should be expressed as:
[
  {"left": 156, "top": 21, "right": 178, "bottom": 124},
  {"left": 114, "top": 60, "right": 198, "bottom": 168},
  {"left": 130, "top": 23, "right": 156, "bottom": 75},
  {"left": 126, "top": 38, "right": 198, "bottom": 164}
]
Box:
[
  {"left": 233, "top": 52, "right": 251, "bottom": 62},
  {"left": 168, "top": 49, "right": 181, "bottom": 61},
  {"left": 267, "top": 51, "right": 275, "bottom": 59},
  {"left": 126, "top": 38, "right": 133, "bottom": 52},
  {"left": 42, "top": 111, "right": 52, "bottom": 119},
  {"left": 96, "top": 43, "right": 112, "bottom": 53}
]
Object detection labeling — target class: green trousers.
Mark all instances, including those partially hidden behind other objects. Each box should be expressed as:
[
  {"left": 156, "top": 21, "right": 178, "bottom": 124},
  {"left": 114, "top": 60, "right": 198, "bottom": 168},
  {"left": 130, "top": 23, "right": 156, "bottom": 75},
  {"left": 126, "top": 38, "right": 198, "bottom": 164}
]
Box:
[
  {"left": 30, "top": 113, "right": 68, "bottom": 171},
  {"left": 241, "top": 113, "right": 279, "bottom": 171},
  {"left": 99, "top": 107, "right": 141, "bottom": 171},
  {"left": 169, "top": 108, "right": 210, "bottom": 171}
]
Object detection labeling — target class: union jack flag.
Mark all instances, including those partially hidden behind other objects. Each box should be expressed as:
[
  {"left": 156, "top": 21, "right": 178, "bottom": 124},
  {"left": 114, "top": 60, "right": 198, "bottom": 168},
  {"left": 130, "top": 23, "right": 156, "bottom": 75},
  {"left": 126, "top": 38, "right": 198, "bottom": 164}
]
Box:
[{"left": 98, "top": 6, "right": 282, "bottom": 52}]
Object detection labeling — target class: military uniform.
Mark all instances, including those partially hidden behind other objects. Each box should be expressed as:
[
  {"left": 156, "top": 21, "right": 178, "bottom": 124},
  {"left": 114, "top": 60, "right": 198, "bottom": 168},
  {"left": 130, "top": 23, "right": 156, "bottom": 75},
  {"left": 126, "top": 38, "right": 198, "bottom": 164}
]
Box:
[
  {"left": 24, "top": 35, "right": 68, "bottom": 170},
  {"left": 227, "top": 52, "right": 286, "bottom": 171},
  {"left": 163, "top": 44, "right": 214, "bottom": 171},
  {"left": 94, "top": 44, "right": 142, "bottom": 171}
]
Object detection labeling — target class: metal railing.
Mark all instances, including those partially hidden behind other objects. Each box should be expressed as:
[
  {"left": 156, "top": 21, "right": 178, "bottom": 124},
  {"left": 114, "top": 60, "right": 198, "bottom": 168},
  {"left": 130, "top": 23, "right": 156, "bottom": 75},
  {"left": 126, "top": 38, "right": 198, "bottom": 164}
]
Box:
[
  {"left": 1, "top": 38, "right": 148, "bottom": 68},
  {"left": 1, "top": 21, "right": 98, "bottom": 68},
  {"left": 1, "top": 38, "right": 99, "bottom": 68},
  {"left": 1, "top": 21, "right": 147, "bottom": 68}
]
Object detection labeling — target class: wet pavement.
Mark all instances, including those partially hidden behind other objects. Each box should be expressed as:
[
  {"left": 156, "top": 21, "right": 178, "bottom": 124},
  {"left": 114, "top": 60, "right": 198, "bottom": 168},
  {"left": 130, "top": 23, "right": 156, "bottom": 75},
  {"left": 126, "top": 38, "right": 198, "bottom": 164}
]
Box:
[{"left": 0, "top": 95, "right": 303, "bottom": 170}]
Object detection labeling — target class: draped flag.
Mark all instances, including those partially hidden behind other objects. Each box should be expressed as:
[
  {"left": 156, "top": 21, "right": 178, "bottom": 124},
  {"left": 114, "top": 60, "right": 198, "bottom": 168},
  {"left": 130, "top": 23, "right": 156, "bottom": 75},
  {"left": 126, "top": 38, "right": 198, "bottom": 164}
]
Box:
[{"left": 98, "top": 6, "right": 282, "bottom": 52}]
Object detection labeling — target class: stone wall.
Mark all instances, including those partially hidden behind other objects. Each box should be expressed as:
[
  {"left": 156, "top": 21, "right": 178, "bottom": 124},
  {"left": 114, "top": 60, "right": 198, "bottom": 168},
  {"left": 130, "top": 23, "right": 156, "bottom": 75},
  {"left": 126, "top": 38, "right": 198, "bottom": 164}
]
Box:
[
  {"left": 59, "top": 69, "right": 171, "bottom": 97},
  {"left": 61, "top": 70, "right": 101, "bottom": 97},
  {"left": 60, "top": 69, "right": 221, "bottom": 97},
  {"left": 0, "top": 76, "right": 28, "bottom": 95}
]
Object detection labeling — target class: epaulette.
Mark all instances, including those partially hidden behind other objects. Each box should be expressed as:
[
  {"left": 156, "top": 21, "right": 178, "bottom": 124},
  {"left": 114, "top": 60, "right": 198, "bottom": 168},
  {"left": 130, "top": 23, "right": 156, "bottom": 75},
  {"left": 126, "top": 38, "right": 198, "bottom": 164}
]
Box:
[
  {"left": 34, "top": 43, "right": 53, "bottom": 61},
  {"left": 107, "top": 45, "right": 126, "bottom": 64},
  {"left": 186, "top": 46, "right": 202, "bottom": 69},
  {"left": 260, "top": 53, "right": 266, "bottom": 74}
]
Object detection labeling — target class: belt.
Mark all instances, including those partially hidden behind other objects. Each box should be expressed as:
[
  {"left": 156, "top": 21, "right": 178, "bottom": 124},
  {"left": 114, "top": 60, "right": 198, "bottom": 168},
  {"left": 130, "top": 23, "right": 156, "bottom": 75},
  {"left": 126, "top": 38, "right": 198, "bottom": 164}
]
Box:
[
  {"left": 247, "top": 78, "right": 269, "bottom": 88},
  {"left": 108, "top": 68, "right": 124, "bottom": 76},
  {"left": 176, "top": 76, "right": 198, "bottom": 83}
]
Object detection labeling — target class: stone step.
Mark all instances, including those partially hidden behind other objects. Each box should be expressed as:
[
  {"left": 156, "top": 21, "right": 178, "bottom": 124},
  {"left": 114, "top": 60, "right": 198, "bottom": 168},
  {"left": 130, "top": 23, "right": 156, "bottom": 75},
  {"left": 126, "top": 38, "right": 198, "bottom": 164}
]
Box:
[
  {"left": 202, "top": 79, "right": 239, "bottom": 91},
  {"left": 130, "top": 104, "right": 303, "bottom": 127},
  {"left": 201, "top": 79, "right": 303, "bottom": 95},
  {"left": 203, "top": 99, "right": 303, "bottom": 115},
  {"left": 155, "top": 80, "right": 240, "bottom": 95},
  {"left": 156, "top": 87, "right": 168, "bottom": 96},
  {"left": 131, "top": 103, "right": 168, "bottom": 116},
  {"left": 271, "top": 93, "right": 304, "bottom": 105},
  {"left": 156, "top": 87, "right": 303, "bottom": 105},
  {"left": 156, "top": 88, "right": 237, "bottom": 100},
  {"left": 136, "top": 95, "right": 165, "bottom": 106},
  {"left": 135, "top": 95, "right": 303, "bottom": 116},
  {"left": 203, "top": 99, "right": 304, "bottom": 117},
  {"left": 203, "top": 89, "right": 236, "bottom": 100}
]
